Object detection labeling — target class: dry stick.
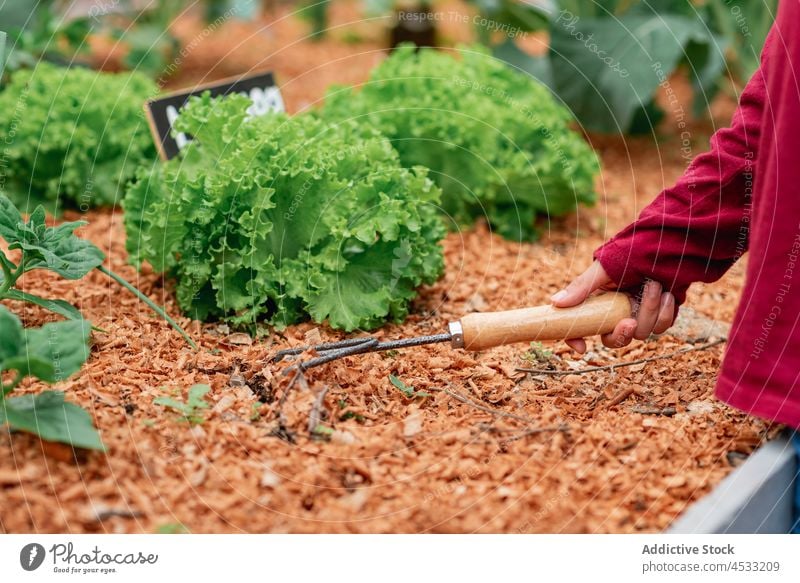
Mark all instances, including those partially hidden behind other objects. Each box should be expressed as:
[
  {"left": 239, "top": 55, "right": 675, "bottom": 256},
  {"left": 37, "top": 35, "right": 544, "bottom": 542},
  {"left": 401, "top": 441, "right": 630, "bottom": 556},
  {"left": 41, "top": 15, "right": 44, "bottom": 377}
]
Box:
[
  {"left": 308, "top": 385, "right": 331, "bottom": 435},
  {"left": 605, "top": 386, "right": 635, "bottom": 408},
  {"left": 437, "top": 383, "right": 570, "bottom": 434},
  {"left": 276, "top": 368, "right": 307, "bottom": 416},
  {"left": 516, "top": 338, "right": 726, "bottom": 376}
]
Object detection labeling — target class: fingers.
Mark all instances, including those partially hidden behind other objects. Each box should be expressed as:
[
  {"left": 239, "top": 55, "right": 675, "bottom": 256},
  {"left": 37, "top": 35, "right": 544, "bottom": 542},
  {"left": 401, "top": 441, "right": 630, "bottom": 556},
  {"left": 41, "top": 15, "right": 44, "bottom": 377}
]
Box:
[
  {"left": 634, "top": 280, "right": 662, "bottom": 340},
  {"left": 551, "top": 261, "right": 613, "bottom": 308},
  {"left": 600, "top": 317, "right": 638, "bottom": 349},
  {"left": 552, "top": 266, "right": 676, "bottom": 354},
  {"left": 565, "top": 338, "right": 587, "bottom": 354},
  {"left": 653, "top": 292, "right": 676, "bottom": 334}
]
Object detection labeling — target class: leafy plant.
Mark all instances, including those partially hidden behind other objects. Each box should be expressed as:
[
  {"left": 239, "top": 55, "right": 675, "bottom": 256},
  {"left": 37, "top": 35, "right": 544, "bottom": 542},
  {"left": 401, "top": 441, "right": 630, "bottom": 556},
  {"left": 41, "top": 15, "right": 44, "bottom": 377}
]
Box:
[
  {"left": 106, "top": 0, "right": 183, "bottom": 79},
  {"left": 0, "top": 306, "right": 104, "bottom": 450},
  {"left": 520, "top": 341, "right": 552, "bottom": 365},
  {"left": 0, "top": 63, "right": 158, "bottom": 212},
  {"left": 0, "top": 194, "right": 197, "bottom": 348},
  {"left": 298, "top": 0, "right": 434, "bottom": 41},
  {"left": 124, "top": 92, "right": 445, "bottom": 331},
  {"left": 154, "top": 384, "right": 211, "bottom": 425},
  {"left": 99, "top": 0, "right": 260, "bottom": 79},
  {"left": 204, "top": 0, "right": 261, "bottom": 22},
  {"left": 155, "top": 522, "right": 190, "bottom": 534},
  {"left": 0, "top": 31, "right": 7, "bottom": 82},
  {"left": 0, "top": 197, "right": 104, "bottom": 321},
  {"left": 545, "top": 1, "right": 726, "bottom": 133},
  {"left": 298, "top": 0, "right": 332, "bottom": 41},
  {"left": 321, "top": 45, "right": 598, "bottom": 240},
  {"left": 487, "top": 0, "right": 775, "bottom": 134},
  {"left": 312, "top": 424, "right": 334, "bottom": 438},
  {"left": 0, "top": 1, "right": 93, "bottom": 76},
  {"left": 707, "top": 0, "right": 777, "bottom": 81},
  {"left": 465, "top": 0, "right": 551, "bottom": 44},
  {"left": 389, "top": 374, "right": 431, "bottom": 398}
]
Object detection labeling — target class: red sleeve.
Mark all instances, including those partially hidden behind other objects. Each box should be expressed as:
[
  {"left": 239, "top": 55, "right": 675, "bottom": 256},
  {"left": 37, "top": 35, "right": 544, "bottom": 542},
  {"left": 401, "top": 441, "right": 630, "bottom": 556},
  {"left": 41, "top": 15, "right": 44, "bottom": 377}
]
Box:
[{"left": 594, "top": 60, "right": 768, "bottom": 305}]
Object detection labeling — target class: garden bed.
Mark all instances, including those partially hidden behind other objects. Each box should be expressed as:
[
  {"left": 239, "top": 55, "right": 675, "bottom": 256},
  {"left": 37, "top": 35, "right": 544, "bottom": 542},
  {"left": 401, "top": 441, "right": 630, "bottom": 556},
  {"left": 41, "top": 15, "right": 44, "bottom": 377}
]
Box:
[
  {"left": 0, "top": 204, "right": 770, "bottom": 533},
  {"left": 0, "top": 1, "right": 775, "bottom": 534}
]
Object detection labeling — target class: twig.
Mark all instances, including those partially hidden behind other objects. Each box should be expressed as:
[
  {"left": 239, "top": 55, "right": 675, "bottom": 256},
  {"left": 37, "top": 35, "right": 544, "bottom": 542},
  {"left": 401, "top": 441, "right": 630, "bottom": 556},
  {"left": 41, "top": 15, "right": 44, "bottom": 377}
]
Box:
[
  {"left": 434, "top": 383, "right": 571, "bottom": 435},
  {"left": 606, "top": 387, "right": 635, "bottom": 408},
  {"left": 437, "top": 383, "right": 541, "bottom": 425},
  {"left": 308, "top": 386, "right": 330, "bottom": 435},
  {"left": 275, "top": 368, "right": 308, "bottom": 417},
  {"left": 631, "top": 404, "right": 677, "bottom": 416},
  {"left": 503, "top": 425, "right": 572, "bottom": 442},
  {"left": 516, "top": 338, "right": 725, "bottom": 376}
]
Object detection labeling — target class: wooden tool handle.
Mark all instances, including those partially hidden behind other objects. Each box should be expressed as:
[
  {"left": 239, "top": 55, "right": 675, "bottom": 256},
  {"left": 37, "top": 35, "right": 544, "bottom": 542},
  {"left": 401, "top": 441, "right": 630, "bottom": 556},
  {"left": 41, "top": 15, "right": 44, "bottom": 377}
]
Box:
[{"left": 456, "top": 292, "right": 632, "bottom": 351}]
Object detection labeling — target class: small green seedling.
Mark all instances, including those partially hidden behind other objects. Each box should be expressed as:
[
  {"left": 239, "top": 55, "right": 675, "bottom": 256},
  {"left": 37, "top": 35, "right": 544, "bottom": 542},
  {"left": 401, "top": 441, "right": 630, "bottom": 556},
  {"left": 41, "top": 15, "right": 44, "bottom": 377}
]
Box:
[
  {"left": 0, "top": 195, "right": 196, "bottom": 348},
  {"left": 312, "top": 424, "right": 334, "bottom": 439},
  {"left": 521, "top": 341, "right": 553, "bottom": 366},
  {"left": 389, "top": 374, "right": 431, "bottom": 399},
  {"left": 0, "top": 306, "right": 104, "bottom": 450},
  {"left": 154, "top": 384, "right": 210, "bottom": 425},
  {"left": 155, "top": 522, "right": 189, "bottom": 534}
]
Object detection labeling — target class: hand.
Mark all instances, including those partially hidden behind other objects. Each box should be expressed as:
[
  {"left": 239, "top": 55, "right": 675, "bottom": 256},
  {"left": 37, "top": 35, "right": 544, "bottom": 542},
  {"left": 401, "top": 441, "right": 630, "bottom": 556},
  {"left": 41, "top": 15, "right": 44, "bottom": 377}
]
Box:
[{"left": 550, "top": 261, "right": 676, "bottom": 354}]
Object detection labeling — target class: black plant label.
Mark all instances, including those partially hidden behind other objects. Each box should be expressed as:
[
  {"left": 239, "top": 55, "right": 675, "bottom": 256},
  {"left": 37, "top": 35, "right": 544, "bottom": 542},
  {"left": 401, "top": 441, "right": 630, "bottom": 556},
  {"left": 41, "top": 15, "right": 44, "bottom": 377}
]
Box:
[{"left": 145, "top": 71, "right": 284, "bottom": 160}]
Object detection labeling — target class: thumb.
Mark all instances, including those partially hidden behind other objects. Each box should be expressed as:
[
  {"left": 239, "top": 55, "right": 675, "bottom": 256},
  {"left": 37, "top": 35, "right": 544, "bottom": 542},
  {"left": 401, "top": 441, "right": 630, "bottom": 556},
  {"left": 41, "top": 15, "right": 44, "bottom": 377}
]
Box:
[{"left": 551, "top": 261, "right": 613, "bottom": 307}]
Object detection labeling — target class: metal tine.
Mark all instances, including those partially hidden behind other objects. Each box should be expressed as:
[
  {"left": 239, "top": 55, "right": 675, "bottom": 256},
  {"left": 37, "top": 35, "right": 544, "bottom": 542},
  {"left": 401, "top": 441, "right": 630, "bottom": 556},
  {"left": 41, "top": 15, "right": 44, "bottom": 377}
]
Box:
[
  {"left": 282, "top": 338, "right": 381, "bottom": 374},
  {"left": 271, "top": 336, "right": 376, "bottom": 362},
  {"left": 280, "top": 333, "right": 452, "bottom": 375}
]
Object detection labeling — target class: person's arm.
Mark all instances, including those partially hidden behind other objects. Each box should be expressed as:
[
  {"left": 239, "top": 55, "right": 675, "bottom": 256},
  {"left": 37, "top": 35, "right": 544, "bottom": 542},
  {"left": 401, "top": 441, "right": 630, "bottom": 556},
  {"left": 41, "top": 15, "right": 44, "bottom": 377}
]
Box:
[
  {"left": 552, "top": 55, "right": 769, "bottom": 352},
  {"left": 596, "top": 65, "right": 766, "bottom": 303}
]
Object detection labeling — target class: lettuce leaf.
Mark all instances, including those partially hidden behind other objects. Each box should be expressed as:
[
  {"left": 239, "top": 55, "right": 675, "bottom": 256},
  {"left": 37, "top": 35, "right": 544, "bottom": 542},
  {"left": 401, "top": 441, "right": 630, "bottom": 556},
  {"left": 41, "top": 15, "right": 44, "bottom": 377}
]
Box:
[
  {"left": 320, "top": 45, "right": 599, "bottom": 241},
  {"left": 0, "top": 63, "right": 157, "bottom": 213},
  {"left": 124, "top": 93, "right": 445, "bottom": 331}
]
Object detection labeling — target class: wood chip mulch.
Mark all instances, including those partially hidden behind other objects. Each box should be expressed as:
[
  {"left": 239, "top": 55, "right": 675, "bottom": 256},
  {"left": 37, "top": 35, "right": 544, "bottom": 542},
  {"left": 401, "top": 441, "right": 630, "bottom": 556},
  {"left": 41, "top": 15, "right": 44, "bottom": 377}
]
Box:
[{"left": 0, "top": 1, "right": 771, "bottom": 534}]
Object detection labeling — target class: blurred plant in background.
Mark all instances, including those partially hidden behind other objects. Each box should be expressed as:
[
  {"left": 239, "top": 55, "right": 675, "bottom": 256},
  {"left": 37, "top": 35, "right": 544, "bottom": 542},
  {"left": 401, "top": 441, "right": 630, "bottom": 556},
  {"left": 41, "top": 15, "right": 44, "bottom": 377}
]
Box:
[
  {"left": 0, "top": 0, "right": 92, "bottom": 75},
  {"left": 471, "top": 0, "right": 778, "bottom": 133},
  {"left": 0, "top": 0, "right": 263, "bottom": 81},
  {"left": 0, "top": 0, "right": 779, "bottom": 133},
  {"left": 297, "top": 0, "right": 776, "bottom": 135}
]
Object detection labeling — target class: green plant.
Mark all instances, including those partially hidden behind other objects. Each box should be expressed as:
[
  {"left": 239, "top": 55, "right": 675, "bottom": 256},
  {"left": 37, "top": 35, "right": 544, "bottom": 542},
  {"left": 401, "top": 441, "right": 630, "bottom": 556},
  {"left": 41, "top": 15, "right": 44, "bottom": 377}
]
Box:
[
  {"left": 312, "top": 424, "right": 334, "bottom": 438},
  {"left": 155, "top": 522, "right": 190, "bottom": 534},
  {"left": 0, "top": 194, "right": 197, "bottom": 348},
  {"left": 124, "top": 92, "right": 445, "bottom": 331},
  {"left": 298, "top": 0, "right": 434, "bottom": 41},
  {"left": 0, "top": 31, "right": 7, "bottom": 82},
  {"left": 485, "top": 0, "right": 775, "bottom": 134},
  {"left": 0, "top": 63, "right": 158, "bottom": 212},
  {"left": 154, "top": 384, "right": 211, "bottom": 425},
  {"left": 106, "top": 0, "right": 183, "bottom": 79},
  {"left": 520, "top": 341, "right": 552, "bottom": 365},
  {"left": 321, "top": 45, "right": 598, "bottom": 241},
  {"left": 389, "top": 374, "right": 431, "bottom": 398},
  {"left": 707, "top": 0, "right": 777, "bottom": 81},
  {"left": 99, "top": 0, "right": 259, "bottom": 79},
  {"left": 0, "top": 1, "right": 92, "bottom": 76},
  {"left": 204, "top": 0, "right": 260, "bottom": 21},
  {"left": 465, "top": 0, "right": 550, "bottom": 44},
  {"left": 0, "top": 306, "right": 104, "bottom": 450},
  {"left": 298, "top": 0, "right": 331, "bottom": 41}
]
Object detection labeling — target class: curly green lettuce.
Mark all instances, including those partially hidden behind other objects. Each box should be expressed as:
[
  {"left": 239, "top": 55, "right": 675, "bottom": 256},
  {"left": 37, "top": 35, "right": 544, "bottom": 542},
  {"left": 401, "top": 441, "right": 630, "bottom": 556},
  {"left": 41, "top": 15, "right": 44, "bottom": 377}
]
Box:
[
  {"left": 124, "top": 93, "right": 445, "bottom": 331},
  {"left": 0, "top": 63, "right": 157, "bottom": 212},
  {"left": 320, "top": 45, "right": 599, "bottom": 241}
]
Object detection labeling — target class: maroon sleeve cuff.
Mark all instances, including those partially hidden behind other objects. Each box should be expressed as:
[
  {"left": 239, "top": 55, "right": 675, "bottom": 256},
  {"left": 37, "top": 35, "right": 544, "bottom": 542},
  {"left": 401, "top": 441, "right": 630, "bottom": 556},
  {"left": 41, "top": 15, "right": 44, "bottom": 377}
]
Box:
[{"left": 594, "top": 238, "right": 689, "bottom": 307}]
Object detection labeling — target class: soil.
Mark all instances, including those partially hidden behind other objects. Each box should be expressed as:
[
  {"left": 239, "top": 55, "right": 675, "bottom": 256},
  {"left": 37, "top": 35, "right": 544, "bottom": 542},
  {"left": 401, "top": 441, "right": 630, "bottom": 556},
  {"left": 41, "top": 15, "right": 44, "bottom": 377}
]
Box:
[{"left": 0, "top": 1, "right": 772, "bottom": 534}]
